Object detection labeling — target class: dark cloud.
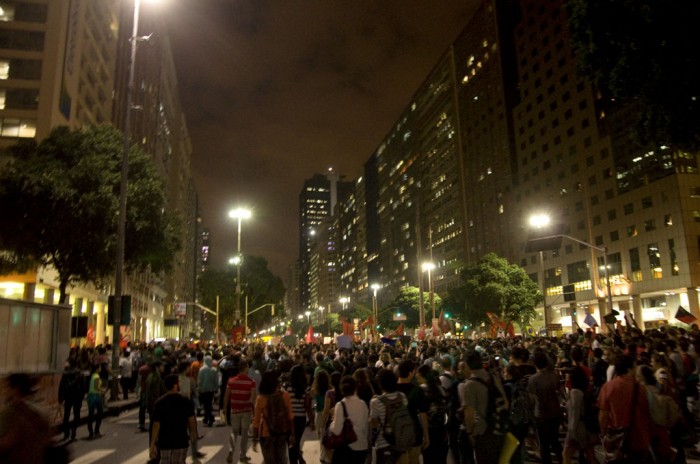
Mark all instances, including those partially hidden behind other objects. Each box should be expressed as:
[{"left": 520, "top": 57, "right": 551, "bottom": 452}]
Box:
[{"left": 165, "top": 0, "right": 476, "bottom": 277}]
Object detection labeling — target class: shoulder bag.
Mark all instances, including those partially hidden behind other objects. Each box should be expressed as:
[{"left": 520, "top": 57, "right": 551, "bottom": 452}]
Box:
[
  {"left": 602, "top": 382, "right": 637, "bottom": 464},
  {"left": 322, "top": 400, "right": 358, "bottom": 449}
]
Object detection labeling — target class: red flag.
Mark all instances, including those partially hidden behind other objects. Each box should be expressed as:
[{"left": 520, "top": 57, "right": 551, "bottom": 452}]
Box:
[
  {"left": 305, "top": 324, "right": 314, "bottom": 343},
  {"left": 396, "top": 323, "right": 404, "bottom": 336},
  {"left": 285, "top": 325, "right": 292, "bottom": 336},
  {"left": 675, "top": 306, "right": 696, "bottom": 324},
  {"left": 417, "top": 326, "right": 426, "bottom": 341}
]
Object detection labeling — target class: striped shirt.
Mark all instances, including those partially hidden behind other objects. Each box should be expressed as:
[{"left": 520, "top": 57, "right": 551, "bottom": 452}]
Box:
[
  {"left": 286, "top": 386, "right": 309, "bottom": 418},
  {"left": 227, "top": 373, "right": 256, "bottom": 413}
]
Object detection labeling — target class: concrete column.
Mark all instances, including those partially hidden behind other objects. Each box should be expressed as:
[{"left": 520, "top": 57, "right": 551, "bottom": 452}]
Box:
[
  {"left": 96, "top": 303, "right": 105, "bottom": 346},
  {"left": 597, "top": 297, "right": 610, "bottom": 334},
  {"left": 631, "top": 294, "right": 644, "bottom": 331},
  {"left": 73, "top": 297, "right": 83, "bottom": 316},
  {"left": 43, "top": 288, "right": 55, "bottom": 305},
  {"left": 687, "top": 287, "right": 700, "bottom": 322},
  {"left": 23, "top": 283, "right": 35, "bottom": 302}
]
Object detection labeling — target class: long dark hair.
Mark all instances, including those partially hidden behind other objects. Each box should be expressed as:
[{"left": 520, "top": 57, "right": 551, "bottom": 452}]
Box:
[
  {"left": 290, "top": 364, "right": 307, "bottom": 398},
  {"left": 312, "top": 370, "right": 330, "bottom": 396},
  {"left": 259, "top": 371, "right": 279, "bottom": 395}
]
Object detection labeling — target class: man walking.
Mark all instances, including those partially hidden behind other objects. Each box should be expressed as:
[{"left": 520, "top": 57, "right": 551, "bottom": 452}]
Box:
[
  {"left": 224, "top": 359, "right": 257, "bottom": 463},
  {"left": 527, "top": 350, "right": 563, "bottom": 464},
  {"left": 198, "top": 355, "right": 219, "bottom": 427},
  {"left": 150, "top": 374, "right": 201, "bottom": 464}
]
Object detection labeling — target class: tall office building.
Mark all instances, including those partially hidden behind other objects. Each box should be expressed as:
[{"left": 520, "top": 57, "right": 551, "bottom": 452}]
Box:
[
  {"left": 0, "top": 0, "right": 199, "bottom": 342},
  {"left": 298, "top": 170, "right": 352, "bottom": 312},
  {"left": 327, "top": 0, "right": 700, "bottom": 330}
]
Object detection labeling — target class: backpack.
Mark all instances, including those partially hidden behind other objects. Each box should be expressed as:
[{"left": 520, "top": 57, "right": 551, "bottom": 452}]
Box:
[
  {"left": 265, "top": 392, "right": 291, "bottom": 436},
  {"left": 440, "top": 373, "right": 463, "bottom": 428},
  {"left": 649, "top": 391, "right": 681, "bottom": 428},
  {"left": 379, "top": 393, "right": 416, "bottom": 452},
  {"left": 470, "top": 375, "right": 509, "bottom": 435},
  {"left": 508, "top": 376, "right": 533, "bottom": 427},
  {"left": 422, "top": 384, "right": 449, "bottom": 429}
]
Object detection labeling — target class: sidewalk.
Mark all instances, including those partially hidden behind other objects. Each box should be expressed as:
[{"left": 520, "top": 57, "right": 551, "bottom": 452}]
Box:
[{"left": 50, "top": 395, "right": 140, "bottom": 437}]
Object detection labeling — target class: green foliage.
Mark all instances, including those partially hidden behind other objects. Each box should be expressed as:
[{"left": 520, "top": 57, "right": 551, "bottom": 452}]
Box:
[
  {"left": 197, "top": 256, "right": 285, "bottom": 331},
  {"left": 567, "top": 0, "right": 700, "bottom": 151},
  {"left": 381, "top": 286, "right": 441, "bottom": 329},
  {"left": 448, "top": 253, "right": 540, "bottom": 329},
  {"left": 0, "top": 125, "right": 180, "bottom": 302}
]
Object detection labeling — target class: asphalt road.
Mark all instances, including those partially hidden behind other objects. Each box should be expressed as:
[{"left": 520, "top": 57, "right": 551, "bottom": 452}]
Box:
[
  {"left": 66, "top": 405, "right": 700, "bottom": 464},
  {"left": 67, "top": 408, "right": 322, "bottom": 464}
]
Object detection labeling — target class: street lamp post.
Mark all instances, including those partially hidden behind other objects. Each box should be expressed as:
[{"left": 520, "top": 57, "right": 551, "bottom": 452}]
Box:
[
  {"left": 529, "top": 214, "right": 552, "bottom": 331},
  {"left": 111, "top": 0, "right": 146, "bottom": 400},
  {"left": 528, "top": 232, "right": 615, "bottom": 326},
  {"left": 228, "top": 208, "right": 251, "bottom": 327},
  {"left": 339, "top": 297, "right": 349, "bottom": 310},
  {"left": 371, "top": 283, "right": 380, "bottom": 327},
  {"left": 422, "top": 262, "right": 436, "bottom": 321},
  {"left": 305, "top": 310, "right": 311, "bottom": 325}
]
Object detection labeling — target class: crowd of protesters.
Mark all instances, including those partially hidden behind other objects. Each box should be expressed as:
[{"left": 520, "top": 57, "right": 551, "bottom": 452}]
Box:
[{"left": 22, "top": 321, "right": 700, "bottom": 464}]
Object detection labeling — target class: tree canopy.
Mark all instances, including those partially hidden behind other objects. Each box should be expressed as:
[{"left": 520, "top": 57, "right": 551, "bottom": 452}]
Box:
[
  {"left": 446, "top": 253, "right": 540, "bottom": 330},
  {"left": 197, "top": 255, "right": 285, "bottom": 331},
  {"left": 567, "top": 0, "right": 700, "bottom": 151},
  {"left": 380, "top": 286, "right": 441, "bottom": 329},
  {"left": 0, "top": 125, "right": 180, "bottom": 302}
]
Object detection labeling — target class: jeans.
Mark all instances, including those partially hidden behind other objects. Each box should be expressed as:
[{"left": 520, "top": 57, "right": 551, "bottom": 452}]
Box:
[
  {"left": 260, "top": 434, "right": 289, "bottom": 464},
  {"left": 473, "top": 433, "right": 504, "bottom": 464},
  {"left": 289, "top": 416, "right": 306, "bottom": 464},
  {"left": 535, "top": 418, "right": 562, "bottom": 464},
  {"left": 139, "top": 392, "right": 147, "bottom": 428},
  {"left": 87, "top": 393, "right": 104, "bottom": 436},
  {"left": 200, "top": 391, "right": 216, "bottom": 425},
  {"left": 62, "top": 398, "right": 82, "bottom": 439},
  {"left": 229, "top": 411, "right": 253, "bottom": 458}
]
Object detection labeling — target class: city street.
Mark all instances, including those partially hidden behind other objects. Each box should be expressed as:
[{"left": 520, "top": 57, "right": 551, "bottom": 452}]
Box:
[
  {"left": 67, "top": 407, "right": 321, "bottom": 464},
  {"left": 59, "top": 402, "right": 700, "bottom": 464}
]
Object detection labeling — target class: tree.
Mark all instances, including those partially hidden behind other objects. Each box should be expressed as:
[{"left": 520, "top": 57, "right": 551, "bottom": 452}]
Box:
[
  {"left": 197, "top": 256, "right": 284, "bottom": 332},
  {"left": 567, "top": 0, "right": 700, "bottom": 152},
  {"left": 448, "top": 253, "right": 540, "bottom": 330},
  {"left": 0, "top": 125, "right": 180, "bottom": 303},
  {"left": 382, "top": 286, "right": 442, "bottom": 329}
]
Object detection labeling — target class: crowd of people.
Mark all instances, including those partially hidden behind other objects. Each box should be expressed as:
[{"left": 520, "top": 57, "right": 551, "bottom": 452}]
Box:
[{"left": 3, "top": 322, "right": 700, "bottom": 464}]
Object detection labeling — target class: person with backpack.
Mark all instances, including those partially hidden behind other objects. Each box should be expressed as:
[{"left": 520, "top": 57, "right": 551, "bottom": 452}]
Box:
[
  {"left": 58, "top": 358, "right": 85, "bottom": 442},
  {"left": 395, "top": 359, "right": 430, "bottom": 464},
  {"left": 369, "top": 368, "right": 415, "bottom": 464},
  {"left": 440, "top": 356, "right": 464, "bottom": 463},
  {"left": 463, "top": 351, "right": 505, "bottom": 464},
  {"left": 253, "top": 370, "right": 294, "bottom": 464},
  {"left": 417, "top": 364, "right": 449, "bottom": 463}
]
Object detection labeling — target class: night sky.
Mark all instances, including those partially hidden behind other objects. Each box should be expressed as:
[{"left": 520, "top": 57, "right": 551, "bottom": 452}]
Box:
[{"left": 165, "top": 1, "right": 478, "bottom": 278}]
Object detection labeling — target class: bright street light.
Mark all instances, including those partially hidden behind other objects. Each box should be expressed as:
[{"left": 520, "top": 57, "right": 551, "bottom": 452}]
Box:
[
  {"left": 228, "top": 207, "right": 251, "bottom": 328},
  {"left": 305, "top": 310, "right": 311, "bottom": 324},
  {"left": 529, "top": 213, "right": 551, "bottom": 229},
  {"left": 339, "top": 297, "right": 349, "bottom": 310},
  {"left": 370, "top": 284, "right": 380, "bottom": 335}
]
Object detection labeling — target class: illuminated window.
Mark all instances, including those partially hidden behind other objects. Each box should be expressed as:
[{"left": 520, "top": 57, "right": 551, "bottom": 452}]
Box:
[
  {"left": 0, "top": 3, "right": 15, "bottom": 21},
  {"left": 648, "top": 243, "right": 662, "bottom": 279},
  {"left": 0, "top": 60, "right": 8, "bottom": 79}
]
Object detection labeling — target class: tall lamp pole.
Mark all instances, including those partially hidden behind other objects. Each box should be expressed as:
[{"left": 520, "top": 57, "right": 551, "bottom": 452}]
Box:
[
  {"left": 422, "top": 262, "right": 436, "bottom": 320},
  {"left": 111, "top": 0, "right": 143, "bottom": 400},
  {"left": 529, "top": 214, "right": 552, "bottom": 332},
  {"left": 229, "top": 208, "right": 251, "bottom": 328}
]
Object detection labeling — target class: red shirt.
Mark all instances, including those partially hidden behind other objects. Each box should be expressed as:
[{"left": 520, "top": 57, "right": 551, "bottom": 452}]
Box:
[
  {"left": 227, "top": 373, "right": 256, "bottom": 413},
  {"left": 598, "top": 375, "right": 651, "bottom": 451}
]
